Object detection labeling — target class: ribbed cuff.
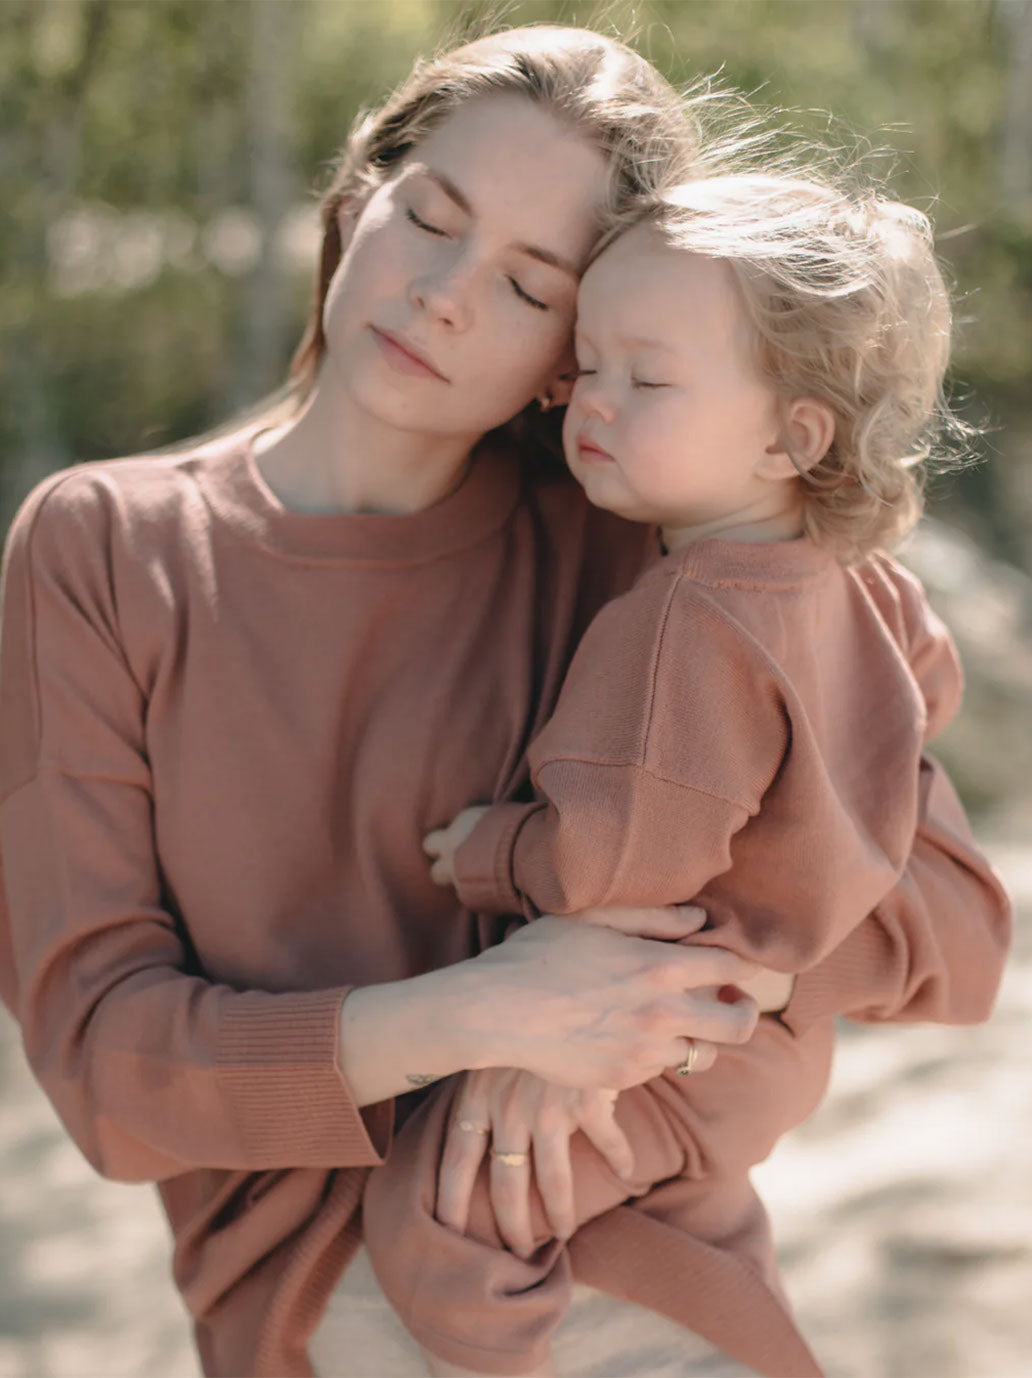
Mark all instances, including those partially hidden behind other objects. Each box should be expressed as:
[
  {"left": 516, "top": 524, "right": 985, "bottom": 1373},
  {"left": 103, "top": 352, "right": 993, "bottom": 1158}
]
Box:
[
  {"left": 453, "top": 802, "right": 535, "bottom": 914},
  {"left": 217, "top": 985, "right": 392, "bottom": 1167},
  {"left": 781, "top": 920, "right": 896, "bottom": 1035}
]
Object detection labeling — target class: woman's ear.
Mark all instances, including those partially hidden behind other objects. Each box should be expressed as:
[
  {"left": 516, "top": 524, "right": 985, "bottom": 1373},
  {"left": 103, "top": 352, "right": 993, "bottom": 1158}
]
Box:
[
  {"left": 539, "top": 353, "right": 580, "bottom": 410},
  {"left": 759, "top": 397, "right": 836, "bottom": 480}
]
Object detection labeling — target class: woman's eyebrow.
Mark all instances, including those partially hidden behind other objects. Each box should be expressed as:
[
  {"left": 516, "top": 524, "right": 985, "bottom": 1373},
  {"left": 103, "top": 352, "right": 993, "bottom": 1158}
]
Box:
[{"left": 412, "top": 164, "right": 579, "bottom": 280}]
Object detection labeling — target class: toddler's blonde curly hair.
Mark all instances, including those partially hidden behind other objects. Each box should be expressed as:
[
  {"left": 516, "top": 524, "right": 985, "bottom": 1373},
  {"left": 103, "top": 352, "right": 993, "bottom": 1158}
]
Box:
[{"left": 610, "top": 173, "right": 961, "bottom": 561}]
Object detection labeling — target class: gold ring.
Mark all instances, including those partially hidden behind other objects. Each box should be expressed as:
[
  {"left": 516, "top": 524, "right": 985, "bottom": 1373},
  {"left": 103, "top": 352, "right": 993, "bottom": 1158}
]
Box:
[
  {"left": 676, "top": 1039, "right": 699, "bottom": 1076},
  {"left": 456, "top": 1119, "right": 490, "bottom": 1135},
  {"left": 489, "top": 1149, "right": 530, "bottom": 1167}
]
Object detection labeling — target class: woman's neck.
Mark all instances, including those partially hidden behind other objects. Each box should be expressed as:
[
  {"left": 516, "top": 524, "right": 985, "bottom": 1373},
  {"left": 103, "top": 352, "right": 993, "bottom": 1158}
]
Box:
[{"left": 254, "top": 371, "right": 476, "bottom": 516}]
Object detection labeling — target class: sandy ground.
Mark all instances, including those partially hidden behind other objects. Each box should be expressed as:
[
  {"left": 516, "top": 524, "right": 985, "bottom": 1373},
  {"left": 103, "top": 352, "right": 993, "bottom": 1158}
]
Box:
[{"left": 1, "top": 841, "right": 1029, "bottom": 1378}]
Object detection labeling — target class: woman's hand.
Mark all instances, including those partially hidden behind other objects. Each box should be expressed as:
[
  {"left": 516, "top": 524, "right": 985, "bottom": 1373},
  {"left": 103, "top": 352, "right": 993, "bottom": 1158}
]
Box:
[
  {"left": 339, "top": 904, "right": 758, "bottom": 1108},
  {"left": 435, "top": 1068, "right": 632, "bottom": 1258},
  {"left": 424, "top": 806, "right": 489, "bottom": 887},
  {"left": 466, "top": 905, "right": 758, "bottom": 1092}
]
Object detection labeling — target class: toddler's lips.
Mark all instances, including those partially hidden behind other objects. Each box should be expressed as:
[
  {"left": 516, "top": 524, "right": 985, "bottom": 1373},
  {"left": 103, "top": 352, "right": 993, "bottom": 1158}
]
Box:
[{"left": 576, "top": 436, "right": 616, "bottom": 463}]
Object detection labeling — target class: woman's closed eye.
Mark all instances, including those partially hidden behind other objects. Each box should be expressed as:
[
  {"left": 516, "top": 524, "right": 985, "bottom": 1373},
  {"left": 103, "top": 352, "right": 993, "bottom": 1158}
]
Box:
[
  {"left": 406, "top": 206, "right": 548, "bottom": 311},
  {"left": 509, "top": 277, "right": 548, "bottom": 311},
  {"left": 632, "top": 377, "right": 668, "bottom": 390}
]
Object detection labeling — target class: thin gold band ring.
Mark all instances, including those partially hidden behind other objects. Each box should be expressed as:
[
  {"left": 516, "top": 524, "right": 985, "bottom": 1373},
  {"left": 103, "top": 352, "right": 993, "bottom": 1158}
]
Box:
[
  {"left": 490, "top": 1149, "right": 530, "bottom": 1167},
  {"left": 676, "top": 1039, "right": 699, "bottom": 1076}
]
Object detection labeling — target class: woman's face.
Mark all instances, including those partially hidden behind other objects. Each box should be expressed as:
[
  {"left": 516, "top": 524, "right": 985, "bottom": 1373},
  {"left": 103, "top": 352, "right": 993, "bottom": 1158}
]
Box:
[{"left": 320, "top": 94, "right": 610, "bottom": 446}]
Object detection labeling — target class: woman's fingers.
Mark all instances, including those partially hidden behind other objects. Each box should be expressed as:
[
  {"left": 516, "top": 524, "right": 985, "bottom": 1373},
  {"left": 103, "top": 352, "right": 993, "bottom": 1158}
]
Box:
[
  {"left": 574, "top": 903, "right": 712, "bottom": 941},
  {"left": 488, "top": 1121, "right": 535, "bottom": 1259},
  {"left": 674, "top": 986, "right": 758, "bottom": 1045},
  {"left": 530, "top": 1123, "right": 576, "bottom": 1243},
  {"left": 434, "top": 1089, "right": 491, "bottom": 1234},
  {"left": 478, "top": 919, "right": 765, "bottom": 1093},
  {"left": 659, "top": 943, "right": 760, "bottom": 992},
  {"left": 669, "top": 1037, "right": 718, "bottom": 1075},
  {"left": 577, "top": 1093, "right": 635, "bottom": 1182}
]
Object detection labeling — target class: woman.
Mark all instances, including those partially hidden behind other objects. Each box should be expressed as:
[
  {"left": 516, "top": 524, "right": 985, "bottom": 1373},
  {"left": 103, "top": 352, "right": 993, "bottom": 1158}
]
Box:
[{"left": 0, "top": 25, "right": 1009, "bottom": 1378}]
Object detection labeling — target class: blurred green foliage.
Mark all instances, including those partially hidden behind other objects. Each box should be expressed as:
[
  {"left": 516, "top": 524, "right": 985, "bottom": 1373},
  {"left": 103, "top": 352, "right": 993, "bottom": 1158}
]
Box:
[{"left": 2, "top": 0, "right": 1030, "bottom": 567}]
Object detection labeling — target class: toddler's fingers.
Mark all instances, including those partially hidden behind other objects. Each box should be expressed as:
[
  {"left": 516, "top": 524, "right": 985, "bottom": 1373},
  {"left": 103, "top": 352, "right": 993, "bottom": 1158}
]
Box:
[
  {"left": 429, "top": 859, "right": 452, "bottom": 886},
  {"left": 674, "top": 904, "right": 708, "bottom": 934},
  {"left": 423, "top": 831, "right": 444, "bottom": 856}
]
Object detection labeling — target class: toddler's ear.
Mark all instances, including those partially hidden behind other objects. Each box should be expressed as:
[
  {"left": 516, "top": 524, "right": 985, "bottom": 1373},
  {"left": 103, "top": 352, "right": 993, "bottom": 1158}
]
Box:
[{"left": 759, "top": 397, "right": 835, "bottom": 480}]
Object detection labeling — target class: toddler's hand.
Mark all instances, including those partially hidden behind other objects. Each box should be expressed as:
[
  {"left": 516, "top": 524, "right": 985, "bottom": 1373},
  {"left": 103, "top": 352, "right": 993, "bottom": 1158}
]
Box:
[{"left": 424, "top": 806, "right": 489, "bottom": 887}]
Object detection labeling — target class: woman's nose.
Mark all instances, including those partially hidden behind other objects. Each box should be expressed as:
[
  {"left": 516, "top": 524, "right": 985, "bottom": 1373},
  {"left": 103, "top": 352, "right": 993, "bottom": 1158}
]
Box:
[{"left": 409, "top": 255, "right": 475, "bottom": 331}]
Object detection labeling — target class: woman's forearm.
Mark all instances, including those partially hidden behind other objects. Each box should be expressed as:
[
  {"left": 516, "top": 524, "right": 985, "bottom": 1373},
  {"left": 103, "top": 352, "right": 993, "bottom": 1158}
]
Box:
[
  {"left": 338, "top": 912, "right": 760, "bottom": 1106},
  {"left": 337, "top": 960, "right": 498, "bottom": 1107}
]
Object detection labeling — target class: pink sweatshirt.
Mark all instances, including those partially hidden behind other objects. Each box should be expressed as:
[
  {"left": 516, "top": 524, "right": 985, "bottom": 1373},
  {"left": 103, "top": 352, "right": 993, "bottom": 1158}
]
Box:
[{"left": 0, "top": 434, "right": 1011, "bottom": 1376}]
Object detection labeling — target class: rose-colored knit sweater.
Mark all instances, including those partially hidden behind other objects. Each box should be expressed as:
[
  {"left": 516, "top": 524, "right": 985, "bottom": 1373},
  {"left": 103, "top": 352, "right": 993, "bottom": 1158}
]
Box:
[{"left": 0, "top": 434, "right": 1011, "bottom": 1377}]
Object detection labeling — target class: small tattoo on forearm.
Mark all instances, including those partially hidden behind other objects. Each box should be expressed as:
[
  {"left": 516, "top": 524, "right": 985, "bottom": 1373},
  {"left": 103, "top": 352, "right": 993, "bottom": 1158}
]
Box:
[{"left": 405, "top": 1073, "right": 440, "bottom": 1088}]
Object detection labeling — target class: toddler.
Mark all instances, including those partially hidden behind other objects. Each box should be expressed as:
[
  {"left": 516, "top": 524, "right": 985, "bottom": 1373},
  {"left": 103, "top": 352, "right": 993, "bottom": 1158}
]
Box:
[{"left": 363, "top": 171, "right": 966, "bottom": 1377}]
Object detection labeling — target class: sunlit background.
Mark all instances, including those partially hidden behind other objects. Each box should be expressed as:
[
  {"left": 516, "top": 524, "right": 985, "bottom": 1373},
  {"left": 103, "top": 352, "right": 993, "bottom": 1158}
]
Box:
[{"left": 1, "top": 3, "right": 1029, "bottom": 1376}]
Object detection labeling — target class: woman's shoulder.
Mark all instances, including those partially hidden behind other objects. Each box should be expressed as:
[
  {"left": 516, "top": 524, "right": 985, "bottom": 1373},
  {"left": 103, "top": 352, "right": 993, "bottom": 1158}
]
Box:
[{"left": 5, "top": 432, "right": 248, "bottom": 571}]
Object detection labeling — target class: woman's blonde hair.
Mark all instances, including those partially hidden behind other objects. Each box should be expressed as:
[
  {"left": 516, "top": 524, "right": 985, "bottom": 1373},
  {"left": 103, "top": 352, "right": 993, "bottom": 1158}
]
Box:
[
  {"left": 611, "top": 172, "right": 961, "bottom": 560},
  {"left": 262, "top": 25, "right": 736, "bottom": 452}
]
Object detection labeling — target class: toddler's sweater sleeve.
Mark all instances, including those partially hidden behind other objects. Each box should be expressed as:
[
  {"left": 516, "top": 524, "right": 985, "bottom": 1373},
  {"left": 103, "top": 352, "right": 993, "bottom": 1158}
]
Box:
[
  {"left": 784, "top": 557, "right": 1011, "bottom": 1032},
  {"left": 0, "top": 476, "right": 390, "bottom": 1182},
  {"left": 453, "top": 570, "right": 789, "bottom": 918}
]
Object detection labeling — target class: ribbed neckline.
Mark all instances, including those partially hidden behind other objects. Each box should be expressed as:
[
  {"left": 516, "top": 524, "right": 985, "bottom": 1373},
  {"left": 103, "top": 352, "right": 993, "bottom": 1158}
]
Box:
[
  {"left": 190, "top": 430, "right": 522, "bottom": 565},
  {"left": 671, "top": 533, "right": 837, "bottom": 590}
]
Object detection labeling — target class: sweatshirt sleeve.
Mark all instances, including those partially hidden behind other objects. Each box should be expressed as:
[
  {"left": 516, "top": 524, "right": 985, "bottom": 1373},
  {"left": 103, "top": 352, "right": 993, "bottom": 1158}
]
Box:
[
  {"left": 783, "top": 756, "right": 1012, "bottom": 1033},
  {"left": 783, "top": 561, "right": 1010, "bottom": 1032},
  {"left": 0, "top": 473, "right": 391, "bottom": 1182},
  {"left": 453, "top": 576, "right": 787, "bottom": 917}
]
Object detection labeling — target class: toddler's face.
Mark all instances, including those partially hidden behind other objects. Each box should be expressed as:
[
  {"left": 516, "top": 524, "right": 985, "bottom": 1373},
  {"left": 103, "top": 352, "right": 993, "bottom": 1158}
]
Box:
[{"left": 562, "top": 224, "right": 790, "bottom": 534}]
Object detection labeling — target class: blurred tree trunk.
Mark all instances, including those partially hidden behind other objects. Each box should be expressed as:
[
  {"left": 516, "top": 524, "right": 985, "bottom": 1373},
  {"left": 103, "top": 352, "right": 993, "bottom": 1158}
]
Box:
[
  {"left": 4, "top": 1, "right": 110, "bottom": 514},
  {"left": 998, "top": 0, "right": 1032, "bottom": 209},
  {"left": 235, "top": 0, "right": 299, "bottom": 409}
]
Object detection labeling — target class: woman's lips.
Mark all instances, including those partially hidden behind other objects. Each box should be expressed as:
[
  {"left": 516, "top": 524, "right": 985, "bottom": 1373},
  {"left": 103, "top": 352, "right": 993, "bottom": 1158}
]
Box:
[
  {"left": 576, "top": 435, "right": 616, "bottom": 463},
  {"left": 370, "top": 326, "right": 448, "bottom": 381}
]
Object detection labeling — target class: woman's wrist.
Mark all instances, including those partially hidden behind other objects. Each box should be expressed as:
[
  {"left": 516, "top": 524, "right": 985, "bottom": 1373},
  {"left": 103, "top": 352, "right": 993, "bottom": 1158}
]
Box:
[{"left": 336, "top": 958, "right": 503, "bottom": 1107}]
